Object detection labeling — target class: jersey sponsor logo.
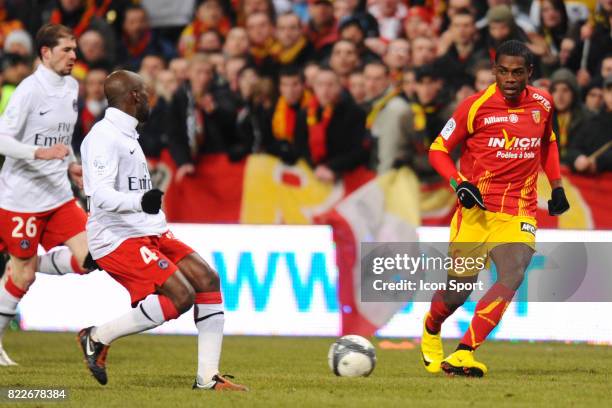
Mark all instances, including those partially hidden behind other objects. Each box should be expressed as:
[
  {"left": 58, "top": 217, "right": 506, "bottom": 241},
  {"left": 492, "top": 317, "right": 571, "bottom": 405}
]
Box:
[
  {"left": 128, "top": 176, "right": 153, "bottom": 191},
  {"left": 532, "top": 93, "right": 551, "bottom": 112},
  {"left": 158, "top": 259, "right": 169, "bottom": 270},
  {"left": 520, "top": 222, "right": 536, "bottom": 236},
  {"left": 93, "top": 156, "right": 109, "bottom": 176},
  {"left": 34, "top": 134, "right": 70, "bottom": 147},
  {"left": 532, "top": 110, "right": 541, "bottom": 124},
  {"left": 489, "top": 129, "right": 540, "bottom": 159},
  {"left": 483, "top": 116, "right": 509, "bottom": 125},
  {"left": 39, "top": 109, "right": 51, "bottom": 116},
  {"left": 129, "top": 148, "right": 136, "bottom": 155},
  {"left": 440, "top": 118, "right": 456, "bottom": 140},
  {"left": 509, "top": 114, "right": 519, "bottom": 123}
]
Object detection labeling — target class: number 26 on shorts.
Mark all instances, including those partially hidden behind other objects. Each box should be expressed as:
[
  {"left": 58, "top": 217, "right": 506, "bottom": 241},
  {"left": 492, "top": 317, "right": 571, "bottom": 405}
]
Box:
[{"left": 11, "top": 216, "right": 37, "bottom": 238}]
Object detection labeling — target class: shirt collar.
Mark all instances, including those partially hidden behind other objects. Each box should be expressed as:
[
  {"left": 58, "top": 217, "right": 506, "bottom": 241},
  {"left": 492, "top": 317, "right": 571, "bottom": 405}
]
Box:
[
  {"left": 35, "top": 63, "right": 65, "bottom": 88},
  {"left": 104, "top": 107, "right": 139, "bottom": 139}
]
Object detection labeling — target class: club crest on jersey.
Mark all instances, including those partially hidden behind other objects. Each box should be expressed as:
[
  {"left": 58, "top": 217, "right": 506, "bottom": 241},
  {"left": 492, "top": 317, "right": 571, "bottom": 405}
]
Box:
[
  {"left": 20, "top": 239, "right": 30, "bottom": 250},
  {"left": 520, "top": 222, "right": 536, "bottom": 236},
  {"left": 158, "top": 259, "right": 169, "bottom": 270},
  {"left": 73, "top": 99, "right": 78, "bottom": 112},
  {"left": 532, "top": 110, "right": 541, "bottom": 124}
]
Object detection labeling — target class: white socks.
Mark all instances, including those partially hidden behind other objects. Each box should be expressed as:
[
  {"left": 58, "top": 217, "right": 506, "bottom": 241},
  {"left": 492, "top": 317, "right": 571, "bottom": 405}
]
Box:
[
  {"left": 194, "top": 302, "right": 225, "bottom": 384},
  {"left": 37, "top": 248, "right": 82, "bottom": 275},
  {"left": 0, "top": 279, "right": 23, "bottom": 340},
  {"left": 92, "top": 294, "right": 167, "bottom": 345}
]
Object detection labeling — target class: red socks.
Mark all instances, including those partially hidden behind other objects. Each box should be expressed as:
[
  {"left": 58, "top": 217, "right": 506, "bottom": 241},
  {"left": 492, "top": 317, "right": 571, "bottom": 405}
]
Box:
[{"left": 459, "top": 283, "right": 515, "bottom": 349}]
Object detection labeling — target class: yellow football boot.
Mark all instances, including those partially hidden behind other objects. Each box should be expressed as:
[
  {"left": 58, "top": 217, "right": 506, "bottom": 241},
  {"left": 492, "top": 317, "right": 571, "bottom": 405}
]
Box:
[
  {"left": 441, "top": 349, "right": 488, "bottom": 377},
  {"left": 420, "top": 313, "right": 444, "bottom": 373}
]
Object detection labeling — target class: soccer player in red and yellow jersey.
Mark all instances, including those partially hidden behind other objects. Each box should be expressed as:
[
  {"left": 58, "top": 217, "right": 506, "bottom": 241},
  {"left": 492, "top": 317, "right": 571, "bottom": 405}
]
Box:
[{"left": 420, "top": 40, "right": 570, "bottom": 377}]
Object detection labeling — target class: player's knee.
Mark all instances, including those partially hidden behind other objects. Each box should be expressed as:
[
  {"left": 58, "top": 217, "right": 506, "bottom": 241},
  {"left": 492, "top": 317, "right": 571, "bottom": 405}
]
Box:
[
  {"left": 500, "top": 267, "right": 526, "bottom": 290},
  {"left": 173, "top": 284, "right": 196, "bottom": 313},
  {"left": 443, "top": 290, "right": 470, "bottom": 310}
]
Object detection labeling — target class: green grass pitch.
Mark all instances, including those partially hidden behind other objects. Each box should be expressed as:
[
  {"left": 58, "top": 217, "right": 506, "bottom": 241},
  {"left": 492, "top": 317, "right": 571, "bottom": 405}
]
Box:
[{"left": 0, "top": 331, "right": 610, "bottom": 407}]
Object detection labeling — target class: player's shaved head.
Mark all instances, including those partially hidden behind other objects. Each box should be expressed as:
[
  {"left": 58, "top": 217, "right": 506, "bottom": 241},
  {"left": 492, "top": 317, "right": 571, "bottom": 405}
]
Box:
[{"left": 104, "top": 70, "right": 150, "bottom": 122}]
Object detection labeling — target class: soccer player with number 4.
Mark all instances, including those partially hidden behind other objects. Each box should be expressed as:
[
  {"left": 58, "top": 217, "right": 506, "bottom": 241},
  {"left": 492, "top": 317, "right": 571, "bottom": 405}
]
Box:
[
  {"left": 420, "top": 40, "right": 570, "bottom": 377},
  {"left": 0, "top": 24, "right": 97, "bottom": 366},
  {"left": 78, "top": 70, "right": 247, "bottom": 391}
]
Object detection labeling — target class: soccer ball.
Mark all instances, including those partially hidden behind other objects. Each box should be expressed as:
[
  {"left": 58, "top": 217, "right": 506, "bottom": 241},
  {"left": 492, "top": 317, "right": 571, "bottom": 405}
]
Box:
[{"left": 328, "top": 335, "right": 376, "bottom": 377}]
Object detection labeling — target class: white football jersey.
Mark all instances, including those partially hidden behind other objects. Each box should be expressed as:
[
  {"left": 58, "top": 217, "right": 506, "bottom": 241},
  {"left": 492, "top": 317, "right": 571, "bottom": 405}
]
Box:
[
  {"left": 0, "top": 64, "right": 78, "bottom": 212},
  {"left": 81, "top": 107, "right": 167, "bottom": 259}
]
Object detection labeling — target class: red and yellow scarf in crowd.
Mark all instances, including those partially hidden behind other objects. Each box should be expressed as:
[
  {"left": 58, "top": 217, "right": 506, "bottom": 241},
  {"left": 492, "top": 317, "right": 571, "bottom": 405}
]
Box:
[
  {"left": 50, "top": 0, "right": 112, "bottom": 38},
  {"left": 272, "top": 90, "right": 313, "bottom": 141},
  {"left": 124, "top": 30, "right": 152, "bottom": 58},
  {"left": 307, "top": 97, "right": 334, "bottom": 164},
  {"left": 271, "top": 36, "right": 308, "bottom": 65},
  {"left": 250, "top": 37, "right": 281, "bottom": 65}
]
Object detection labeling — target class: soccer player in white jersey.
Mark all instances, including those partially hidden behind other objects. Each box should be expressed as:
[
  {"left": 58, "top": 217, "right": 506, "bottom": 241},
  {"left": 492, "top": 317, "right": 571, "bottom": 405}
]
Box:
[
  {"left": 78, "top": 70, "right": 247, "bottom": 391},
  {"left": 0, "top": 24, "right": 96, "bottom": 366}
]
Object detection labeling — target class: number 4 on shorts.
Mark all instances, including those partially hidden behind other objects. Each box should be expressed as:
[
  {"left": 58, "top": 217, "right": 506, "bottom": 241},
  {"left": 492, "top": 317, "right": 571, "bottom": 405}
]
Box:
[{"left": 140, "top": 246, "right": 159, "bottom": 264}]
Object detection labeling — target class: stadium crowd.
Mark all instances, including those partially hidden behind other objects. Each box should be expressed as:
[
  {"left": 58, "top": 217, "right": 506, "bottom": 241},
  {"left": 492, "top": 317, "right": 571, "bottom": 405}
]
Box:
[{"left": 0, "top": 0, "right": 611, "bottom": 196}]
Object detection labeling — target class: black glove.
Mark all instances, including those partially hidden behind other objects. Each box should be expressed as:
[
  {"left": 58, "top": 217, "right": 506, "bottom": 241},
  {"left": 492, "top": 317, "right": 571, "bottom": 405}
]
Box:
[
  {"left": 548, "top": 186, "right": 570, "bottom": 215},
  {"left": 141, "top": 189, "right": 164, "bottom": 214},
  {"left": 455, "top": 181, "right": 486, "bottom": 210}
]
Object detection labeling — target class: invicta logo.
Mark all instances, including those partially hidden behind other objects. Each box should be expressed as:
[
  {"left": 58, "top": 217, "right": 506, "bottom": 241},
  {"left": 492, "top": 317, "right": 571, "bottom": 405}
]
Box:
[{"left": 488, "top": 129, "right": 541, "bottom": 150}]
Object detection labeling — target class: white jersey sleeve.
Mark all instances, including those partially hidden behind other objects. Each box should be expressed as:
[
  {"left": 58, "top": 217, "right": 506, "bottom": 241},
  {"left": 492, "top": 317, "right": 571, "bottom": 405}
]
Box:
[
  {"left": 0, "top": 83, "right": 37, "bottom": 159},
  {"left": 85, "top": 135, "right": 143, "bottom": 214}
]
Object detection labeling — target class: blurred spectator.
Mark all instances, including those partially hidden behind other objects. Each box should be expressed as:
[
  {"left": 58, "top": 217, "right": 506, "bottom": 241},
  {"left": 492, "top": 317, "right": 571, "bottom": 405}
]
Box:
[
  {"left": 3, "top": 29, "right": 32, "bottom": 57},
  {"left": 169, "top": 57, "right": 189, "bottom": 85},
  {"left": 197, "top": 29, "right": 224, "bottom": 53},
  {"left": 368, "top": 0, "right": 407, "bottom": 41},
  {"left": 437, "top": 9, "right": 487, "bottom": 92},
  {"left": 583, "top": 79, "right": 604, "bottom": 113},
  {"left": 396, "top": 65, "right": 455, "bottom": 183},
  {"left": 139, "top": 73, "right": 170, "bottom": 159},
  {"left": 532, "top": 0, "right": 574, "bottom": 75},
  {"left": 303, "top": 61, "right": 320, "bottom": 90},
  {"left": 473, "top": 60, "right": 495, "bottom": 91},
  {"left": 47, "top": 0, "right": 116, "bottom": 51},
  {"left": 294, "top": 68, "right": 368, "bottom": 182},
  {"left": 306, "top": 0, "right": 338, "bottom": 60},
  {"left": 401, "top": 67, "right": 417, "bottom": 101},
  {"left": 476, "top": 0, "right": 536, "bottom": 34},
  {"left": 483, "top": 5, "right": 531, "bottom": 60},
  {"left": 550, "top": 68, "right": 592, "bottom": 161},
  {"left": 268, "top": 66, "right": 312, "bottom": 163},
  {"left": 139, "top": 54, "right": 166, "bottom": 80},
  {"left": 237, "top": 0, "right": 277, "bottom": 26},
  {"left": 207, "top": 51, "right": 226, "bottom": 81},
  {"left": 411, "top": 36, "right": 436, "bottom": 68},
  {"left": 156, "top": 69, "right": 179, "bottom": 102},
  {"left": 348, "top": 69, "right": 367, "bottom": 106},
  {"left": 246, "top": 12, "right": 279, "bottom": 77},
  {"left": 74, "top": 29, "right": 112, "bottom": 80},
  {"left": 566, "top": 75, "right": 612, "bottom": 174},
  {"left": 0, "top": 53, "right": 30, "bottom": 114},
  {"left": 72, "top": 67, "right": 108, "bottom": 154},
  {"left": 558, "top": 36, "right": 576, "bottom": 67},
  {"left": 597, "top": 54, "right": 612, "bottom": 83},
  {"left": 274, "top": 12, "right": 313, "bottom": 67},
  {"left": 223, "top": 27, "right": 249, "bottom": 57},
  {"left": 339, "top": 16, "right": 380, "bottom": 63},
  {"left": 0, "top": 2, "right": 25, "bottom": 51},
  {"left": 568, "top": 0, "right": 612, "bottom": 86},
  {"left": 402, "top": 6, "right": 435, "bottom": 42},
  {"left": 179, "top": 0, "right": 231, "bottom": 58},
  {"left": 334, "top": 0, "right": 350, "bottom": 22},
  {"left": 224, "top": 56, "right": 247, "bottom": 92},
  {"left": 116, "top": 4, "right": 176, "bottom": 72},
  {"left": 383, "top": 38, "right": 410, "bottom": 86},
  {"left": 167, "top": 54, "right": 238, "bottom": 181},
  {"left": 363, "top": 61, "right": 410, "bottom": 174},
  {"left": 233, "top": 67, "right": 274, "bottom": 160},
  {"left": 329, "top": 40, "right": 361, "bottom": 87}
]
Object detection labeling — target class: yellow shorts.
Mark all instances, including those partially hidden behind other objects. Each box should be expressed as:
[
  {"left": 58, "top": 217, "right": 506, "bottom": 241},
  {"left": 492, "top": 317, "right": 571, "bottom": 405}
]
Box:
[{"left": 447, "top": 207, "right": 537, "bottom": 277}]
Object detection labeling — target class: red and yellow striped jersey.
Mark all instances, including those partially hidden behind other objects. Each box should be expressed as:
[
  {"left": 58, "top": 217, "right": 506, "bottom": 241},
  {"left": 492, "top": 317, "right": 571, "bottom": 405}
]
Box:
[{"left": 430, "top": 83, "right": 557, "bottom": 217}]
